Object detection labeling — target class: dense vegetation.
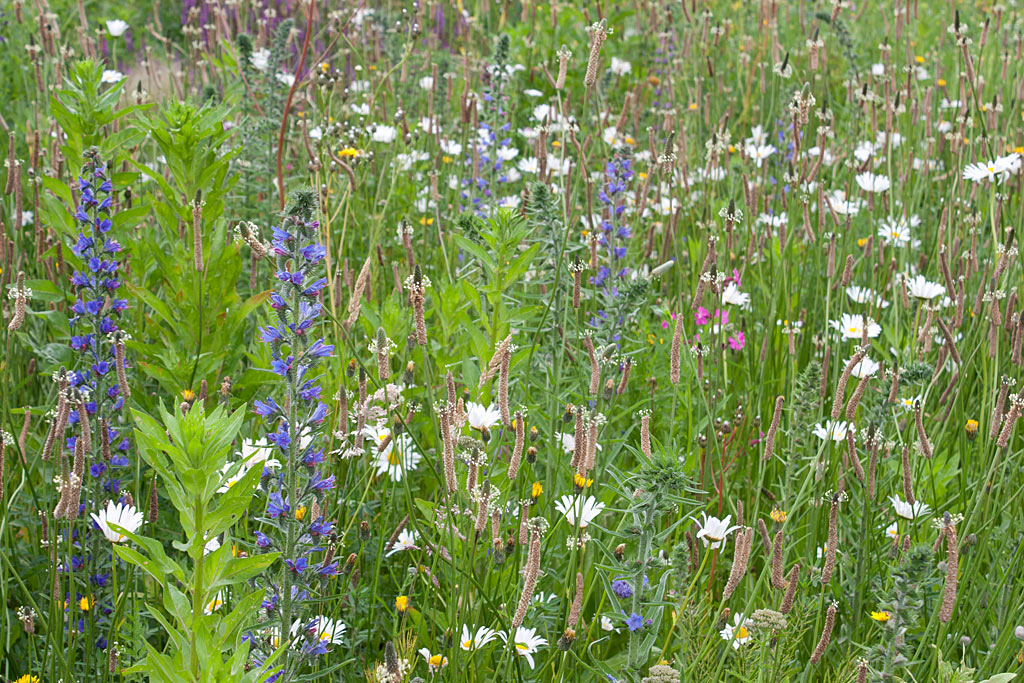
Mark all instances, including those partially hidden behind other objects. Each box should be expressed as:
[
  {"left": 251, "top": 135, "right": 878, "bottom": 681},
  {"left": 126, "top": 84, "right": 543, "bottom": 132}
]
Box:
[{"left": 1, "top": 1, "right": 1024, "bottom": 681}]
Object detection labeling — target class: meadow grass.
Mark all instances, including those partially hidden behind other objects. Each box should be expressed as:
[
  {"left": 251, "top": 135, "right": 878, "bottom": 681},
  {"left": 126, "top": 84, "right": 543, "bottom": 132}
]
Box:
[{"left": 1, "top": 1, "right": 1024, "bottom": 682}]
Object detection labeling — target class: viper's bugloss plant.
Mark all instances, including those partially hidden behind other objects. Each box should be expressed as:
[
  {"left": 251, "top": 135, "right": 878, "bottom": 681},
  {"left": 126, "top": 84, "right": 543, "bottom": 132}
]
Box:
[
  {"left": 49, "top": 146, "right": 135, "bottom": 673},
  {"left": 245, "top": 189, "right": 336, "bottom": 680},
  {"left": 604, "top": 449, "right": 701, "bottom": 674}
]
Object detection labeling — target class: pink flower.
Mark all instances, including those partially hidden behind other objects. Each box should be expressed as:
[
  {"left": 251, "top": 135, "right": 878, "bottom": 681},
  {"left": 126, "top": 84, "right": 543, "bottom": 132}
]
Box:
[
  {"left": 694, "top": 307, "right": 710, "bottom": 325},
  {"left": 728, "top": 332, "right": 745, "bottom": 350},
  {"left": 714, "top": 309, "right": 729, "bottom": 326}
]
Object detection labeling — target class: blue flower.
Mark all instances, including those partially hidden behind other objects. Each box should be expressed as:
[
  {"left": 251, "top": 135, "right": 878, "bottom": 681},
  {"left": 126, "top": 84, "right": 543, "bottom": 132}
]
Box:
[
  {"left": 285, "top": 557, "right": 308, "bottom": 574},
  {"left": 254, "top": 398, "right": 281, "bottom": 417},
  {"left": 611, "top": 579, "right": 633, "bottom": 599},
  {"left": 267, "top": 492, "right": 290, "bottom": 518},
  {"left": 624, "top": 612, "right": 645, "bottom": 632}
]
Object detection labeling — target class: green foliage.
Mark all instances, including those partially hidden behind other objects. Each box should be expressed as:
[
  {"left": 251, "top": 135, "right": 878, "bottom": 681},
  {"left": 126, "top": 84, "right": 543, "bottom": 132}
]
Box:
[{"left": 119, "top": 403, "right": 279, "bottom": 682}]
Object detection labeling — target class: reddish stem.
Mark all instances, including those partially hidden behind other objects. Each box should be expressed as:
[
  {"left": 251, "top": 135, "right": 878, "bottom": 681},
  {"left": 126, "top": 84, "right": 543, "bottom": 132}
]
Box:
[{"left": 276, "top": 1, "right": 315, "bottom": 210}]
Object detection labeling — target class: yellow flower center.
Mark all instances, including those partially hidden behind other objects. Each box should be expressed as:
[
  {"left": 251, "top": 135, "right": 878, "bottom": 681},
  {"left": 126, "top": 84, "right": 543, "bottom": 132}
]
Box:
[
  {"left": 429, "top": 655, "right": 443, "bottom": 666},
  {"left": 462, "top": 639, "right": 473, "bottom": 649},
  {"left": 737, "top": 626, "right": 749, "bottom": 639}
]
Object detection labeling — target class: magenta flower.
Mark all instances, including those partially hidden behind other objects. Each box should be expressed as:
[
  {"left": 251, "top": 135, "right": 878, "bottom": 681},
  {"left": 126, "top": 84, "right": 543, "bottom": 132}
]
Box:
[
  {"left": 694, "top": 307, "right": 710, "bottom": 325},
  {"left": 728, "top": 332, "right": 746, "bottom": 350}
]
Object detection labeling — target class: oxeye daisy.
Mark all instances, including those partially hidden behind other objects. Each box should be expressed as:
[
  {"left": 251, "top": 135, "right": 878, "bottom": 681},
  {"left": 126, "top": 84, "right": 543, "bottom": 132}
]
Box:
[
  {"left": 855, "top": 172, "right": 891, "bottom": 193},
  {"left": 386, "top": 529, "right": 419, "bottom": 557},
  {"left": 418, "top": 647, "right": 448, "bottom": 671},
  {"left": 308, "top": 616, "right": 347, "bottom": 646},
  {"left": 813, "top": 420, "right": 850, "bottom": 442},
  {"left": 555, "top": 495, "right": 605, "bottom": 528},
  {"left": 499, "top": 626, "right": 548, "bottom": 669},
  {"left": 460, "top": 624, "right": 499, "bottom": 651},
  {"left": 963, "top": 154, "right": 1019, "bottom": 183},
  {"left": 465, "top": 402, "right": 502, "bottom": 430},
  {"left": 365, "top": 425, "right": 422, "bottom": 481},
  {"left": 889, "top": 495, "right": 931, "bottom": 520},
  {"left": 847, "top": 355, "right": 880, "bottom": 378},
  {"left": 829, "top": 313, "right": 881, "bottom": 339},
  {"left": 690, "top": 512, "right": 740, "bottom": 549},
  {"left": 905, "top": 274, "right": 944, "bottom": 300},
  {"left": 745, "top": 143, "right": 777, "bottom": 167},
  {"left": 90, "top": 500, "right": 143, "bottom": 543},
  {"left": 719, "top": 613, "right": 753, "bottom": 649}
]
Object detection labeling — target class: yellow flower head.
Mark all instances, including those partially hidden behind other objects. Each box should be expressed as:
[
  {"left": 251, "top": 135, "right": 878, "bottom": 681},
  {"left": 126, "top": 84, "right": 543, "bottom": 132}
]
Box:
[
  {"left": 79, "top": 596, "right": 92, "bottom": 611},
  {"left": 531, "top": 481, "right": 543, "bottom": 499},
  {"left": 395, "top": 595, "right": 410, "bottom": 612},
  {"left": 770, "top": 508, "right": 787, "bottom": 524},
  {"left": 965, "top": 419, "right": 979, "bottom": 438},
  {"left": 295, "top": 505, "right": 307, "bottom": 522},
  {"left": 182, "top": 389, "right": 196, "bottom": 402},
  {"left": 573, "top": 473, "right": 593, "bottom": 489},
  {"left": 16, "top": 676, "right": 40, "bottom": 683},
  {"left": 338, "top": 148, "right": 363, "bottom": 158},
  {"left": 870, "top": 611, "right": 891, "bottom": 622}
]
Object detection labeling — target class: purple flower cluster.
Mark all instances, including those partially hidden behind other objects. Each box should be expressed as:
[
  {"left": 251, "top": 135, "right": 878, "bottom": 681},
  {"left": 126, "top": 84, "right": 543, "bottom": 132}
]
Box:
[
  {"left": 60, "top": 147, "right": 134, "bottom": 655},
  {"left": 247, "top": 191, "right": 337, "bottom": 676},
  {"left": 67, "top": 150, "right": 132, "bottom": 492},
  {"left": 593, "top": 156, "right": 634, "bottom": 289}
]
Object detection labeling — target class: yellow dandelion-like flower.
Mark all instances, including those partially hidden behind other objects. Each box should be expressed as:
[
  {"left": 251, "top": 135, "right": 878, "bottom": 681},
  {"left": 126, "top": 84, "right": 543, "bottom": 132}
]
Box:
[
  {"left": 770, "top": 508, "right": 787, "bottom": 524},
  {"left": 531, "top": 481, "right": 543, "bottom": 499},
  {"left": 965, "top": 419, "right": 979, "bottom": 440},
  {"left": 395, "top": 595, "right": 410, "bottom": 612},
  {"left": 295, "top": 505, "right": 307, "bottom": 522},
  {"left": 573, "top": 473, "right": 594, "bottom": 489},
  {"left": 870, "top": 611, "right": 891, "bottom": 622}
]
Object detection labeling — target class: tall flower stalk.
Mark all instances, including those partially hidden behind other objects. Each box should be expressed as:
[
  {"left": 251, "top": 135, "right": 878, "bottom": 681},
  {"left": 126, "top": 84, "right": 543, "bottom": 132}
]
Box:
[
  {"left": 248, "top": 190, "right": 336, "bottom": 679},
  {"left": 55, "top": 146, "right": 135, "bottom": 667}
]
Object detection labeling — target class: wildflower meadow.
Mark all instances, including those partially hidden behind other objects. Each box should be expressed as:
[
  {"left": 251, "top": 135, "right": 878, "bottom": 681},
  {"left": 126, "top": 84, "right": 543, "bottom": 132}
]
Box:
[{"left": 3, "top": 0, "right": 1024, "bottom": 681}]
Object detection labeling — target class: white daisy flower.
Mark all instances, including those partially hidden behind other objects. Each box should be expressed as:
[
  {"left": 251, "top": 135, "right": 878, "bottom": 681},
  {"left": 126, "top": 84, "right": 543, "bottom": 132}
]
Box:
[
  {"left": 830, "top": 313, "right": 881, "bottom": 340},
  {"left": 813, "top": 420, "right": 850, "bottom": 442},
  {"left": 555, "top": 495, "right": 605, "bottom": 528},
  {"left": 90, "top": 500, "right": 143, "bottom": 543},
  {"left": 889, "top": 495, "right": 931, "bottom": 520},
  {"left": 691, "top": 512, "right": 740, "bottom": 550},
  {"left": 719, "top": 613, "right": 753, "bottom": 649},
  {"left": 460, "top": 624, "right": 499, "bottom": 651},
  {"left": 499, "top": 626, "right": 548, "bottom": 669}
]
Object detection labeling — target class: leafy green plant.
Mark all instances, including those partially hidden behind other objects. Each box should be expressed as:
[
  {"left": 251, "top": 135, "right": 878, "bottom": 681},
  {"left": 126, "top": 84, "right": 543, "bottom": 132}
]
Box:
[{"left": 118, "top": 403, "right": 279, "bottom": 682}]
